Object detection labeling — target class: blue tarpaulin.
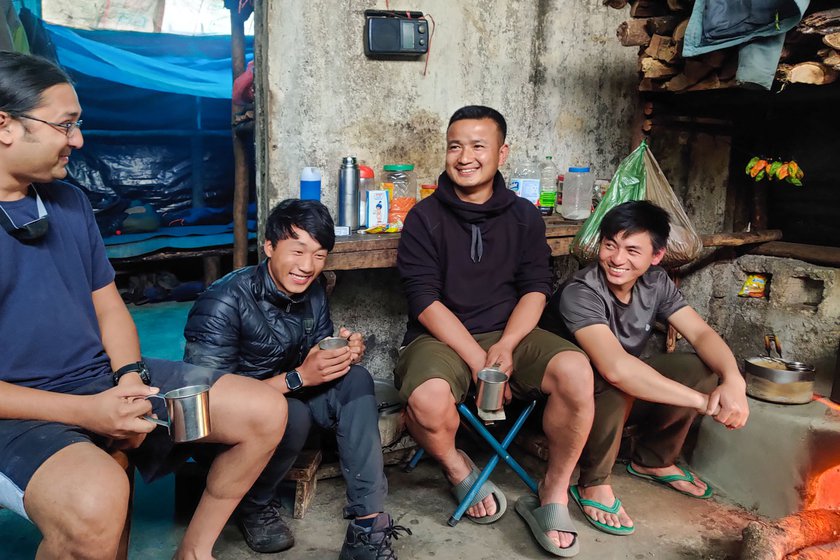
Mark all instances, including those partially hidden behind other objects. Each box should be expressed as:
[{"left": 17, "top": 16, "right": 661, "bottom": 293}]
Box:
[
  {"left": 46, "top": 22, "right": 253, "bottom": 100},
  {"left": 26, "top": 19, "right": 256, "bottom": 223}
]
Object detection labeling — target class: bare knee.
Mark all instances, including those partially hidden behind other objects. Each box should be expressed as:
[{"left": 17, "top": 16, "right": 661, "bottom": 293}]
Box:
[
  {"left": 36, "top": 461, "right": 130, "bottom": 559},
  {"left": 542, "top": 351, "right": 594, "bottom": 408},
  {"left": 216, "top": 374, "right": 287, "bottom": 448},
  {"left": 407, "top": 378, "right": 458, "bottom": 430}
]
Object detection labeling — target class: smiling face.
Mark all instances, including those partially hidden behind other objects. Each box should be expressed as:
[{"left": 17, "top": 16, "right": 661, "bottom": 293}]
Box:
[
  {"left": 1, "top": 83, "right": 83, "bottom": 186},
  {"left": 598, "top": 229, "right": 665, "bottom": 295},
  {"left": 263, "top": 226, "right": 328, "bottom": 296},
  {"left": 445, "top": 117, "right": 509, "bottom": 199}
]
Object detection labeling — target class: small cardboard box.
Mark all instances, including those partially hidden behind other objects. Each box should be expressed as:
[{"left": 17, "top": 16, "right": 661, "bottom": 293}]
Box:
[{"left": 366, "top": 190, "right": 389, "bottom": 228}]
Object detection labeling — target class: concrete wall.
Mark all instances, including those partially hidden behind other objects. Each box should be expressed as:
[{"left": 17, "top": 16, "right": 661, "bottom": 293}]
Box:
[
  {"left": 254, "top": 0, "right": 640, "bottom": 377},
  {"left": 256, "top": 0, "right": 640, "bottom": 214}
]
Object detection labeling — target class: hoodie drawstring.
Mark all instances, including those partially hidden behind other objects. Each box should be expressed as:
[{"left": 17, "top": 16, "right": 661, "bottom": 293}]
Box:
[{"left": 470, "top": 224, "right": 483, "bottom": 263}]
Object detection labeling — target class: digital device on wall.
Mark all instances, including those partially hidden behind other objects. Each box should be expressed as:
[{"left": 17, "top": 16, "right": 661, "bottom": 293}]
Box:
[{"left": 364, "top": 10, "right": 429, "bottom": 59}]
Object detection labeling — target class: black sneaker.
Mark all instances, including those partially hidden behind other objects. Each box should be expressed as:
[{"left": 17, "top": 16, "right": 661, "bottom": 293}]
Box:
[
  {"left": 338, "top": 513, "right": 412, "bottom": 560},
  {"left": 237, "top": 503, "right": 295, "bottom": 553}
]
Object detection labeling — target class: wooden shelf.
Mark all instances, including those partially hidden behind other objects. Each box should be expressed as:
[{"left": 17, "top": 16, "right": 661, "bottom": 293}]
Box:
[{"left": 325, "top": 218, "right": 584, "bottom": 271}]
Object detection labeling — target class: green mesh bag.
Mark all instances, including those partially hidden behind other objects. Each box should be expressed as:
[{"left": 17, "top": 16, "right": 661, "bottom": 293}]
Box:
[
  {"left": 569, "top": 139, "right": 704, "bottom": 267},
  {"left": 570, "top": 140, "right": 647, "bottom": 262}
]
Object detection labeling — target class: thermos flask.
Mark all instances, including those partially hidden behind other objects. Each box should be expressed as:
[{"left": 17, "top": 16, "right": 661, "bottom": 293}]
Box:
[{"left": 338, "top": 156, "right": 360, "bottom": 231}]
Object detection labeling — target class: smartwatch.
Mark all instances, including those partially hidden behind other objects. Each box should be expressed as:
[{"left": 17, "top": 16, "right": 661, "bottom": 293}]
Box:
[
  {"left": 113, "top": 361, "right": 151, "bottom": 386},
  {"left": 285, "top": 369, "right": 304, "bottom": 392}
]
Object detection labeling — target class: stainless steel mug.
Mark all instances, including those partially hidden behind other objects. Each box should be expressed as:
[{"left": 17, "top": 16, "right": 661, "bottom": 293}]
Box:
[
  {"left": 145, "top": 384, "right": 211, "bottom": 442},
  {"left": 476, "top": 367, "right": 507, "bottom": 411},
  {"left": 319, "top": 336, "right": 349, "bottom": 351}
]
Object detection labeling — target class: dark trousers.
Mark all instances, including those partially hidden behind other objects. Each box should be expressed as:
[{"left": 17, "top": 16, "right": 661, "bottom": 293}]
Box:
[
  {"left": 240, "top": 365, "right": 388, "bottom": 519},
  {"left": 577, "top": 353, "right": 718, "bottom": 488}
]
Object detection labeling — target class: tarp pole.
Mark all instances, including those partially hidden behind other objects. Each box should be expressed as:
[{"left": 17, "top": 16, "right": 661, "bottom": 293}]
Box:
[{"left": 231, "top": 7, "right": 249, "bottom": 270}]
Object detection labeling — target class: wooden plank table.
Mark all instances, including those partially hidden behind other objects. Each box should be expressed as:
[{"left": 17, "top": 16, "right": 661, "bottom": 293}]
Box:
[{"left": 325, "top": 218, "right": 584, "bottom": 271}]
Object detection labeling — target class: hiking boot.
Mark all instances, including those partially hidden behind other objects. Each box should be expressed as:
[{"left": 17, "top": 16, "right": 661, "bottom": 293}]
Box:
[
  {"left": 237, "top": 503, "right": 295, "bottom": 553},
  {"left": 338, "top": 513, "right": 412, "bottom": 560}
]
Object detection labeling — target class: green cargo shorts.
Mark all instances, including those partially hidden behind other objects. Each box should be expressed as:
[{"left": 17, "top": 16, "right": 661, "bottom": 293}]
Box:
[{"left": 394, "top": 328, "right": 585, "bottom": 403}]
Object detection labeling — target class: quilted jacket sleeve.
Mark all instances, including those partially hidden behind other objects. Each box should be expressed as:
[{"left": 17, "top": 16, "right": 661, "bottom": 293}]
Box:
[{"left": 183, "top": 290, "right": 243, "bottom": 373}]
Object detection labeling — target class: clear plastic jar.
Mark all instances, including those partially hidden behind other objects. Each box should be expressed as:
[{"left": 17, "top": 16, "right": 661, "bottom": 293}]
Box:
[
  {"left": 561, "top": 166, "right": 592, "bottom": 220},
  {"left": 382, "top": 164, "right": 417, "bottom": 226}
]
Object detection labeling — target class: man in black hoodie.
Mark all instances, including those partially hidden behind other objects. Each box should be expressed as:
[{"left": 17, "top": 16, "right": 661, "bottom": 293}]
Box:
[{"left": 396, "top": 106, "right": 594, "bottom": 557}]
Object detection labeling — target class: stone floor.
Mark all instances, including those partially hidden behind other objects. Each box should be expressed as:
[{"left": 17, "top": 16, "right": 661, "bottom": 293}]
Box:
[{"left": 0, "top": 442, "right": 756, "bottom": 559}]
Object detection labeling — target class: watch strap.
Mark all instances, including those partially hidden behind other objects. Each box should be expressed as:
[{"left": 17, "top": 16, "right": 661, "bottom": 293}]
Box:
[{"left": 113, "top": 361, "right": 150, "bottom": 385}]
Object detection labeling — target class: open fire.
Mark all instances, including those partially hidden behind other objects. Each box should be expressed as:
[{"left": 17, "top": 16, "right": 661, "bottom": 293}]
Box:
[{"left": 741, "top": 396, "right": 840, "bottom": 559}]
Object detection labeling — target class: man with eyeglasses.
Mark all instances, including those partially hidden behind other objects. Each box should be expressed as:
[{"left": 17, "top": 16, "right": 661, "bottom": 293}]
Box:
[{"left": 0, "top": 52, "right": 290, "bottom": 560}]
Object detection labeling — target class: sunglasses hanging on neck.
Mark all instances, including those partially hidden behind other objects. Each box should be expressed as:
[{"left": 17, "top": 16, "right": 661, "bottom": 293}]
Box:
[{"left": 0, "top": 186, "right": 49, "bottom": 241}]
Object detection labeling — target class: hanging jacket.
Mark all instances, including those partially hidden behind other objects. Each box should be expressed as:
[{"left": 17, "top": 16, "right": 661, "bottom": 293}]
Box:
[
  {"left": 397, "top": 171, "right": 552, "bottom": 346},
  {"left": 183, "top": 260, "right": 333, "bottom": 378},
  {"left": 683, "top": 0, "right": 811, "bottom": 89}
]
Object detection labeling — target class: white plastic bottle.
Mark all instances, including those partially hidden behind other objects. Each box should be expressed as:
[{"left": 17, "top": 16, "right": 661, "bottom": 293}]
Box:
[
  {"left": 300, "top": 167, "right": 321, "bottom": 201},
  {"left": 539, "top": 156, "right": 558, "bottom": 216},
  {"left": 509, "top": 159, "right": 540, "bottom": 206},
  {"left": 561, "top": 166, "right": 592, "bottom": 220}
]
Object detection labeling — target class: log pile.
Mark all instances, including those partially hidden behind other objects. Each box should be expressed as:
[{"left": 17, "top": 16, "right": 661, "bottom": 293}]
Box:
[{"left": 608, "top": 1, "right": 840, "bottom": 91}]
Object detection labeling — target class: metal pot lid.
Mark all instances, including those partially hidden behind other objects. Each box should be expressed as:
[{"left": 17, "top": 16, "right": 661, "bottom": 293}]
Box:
[{"left": 745, "top": 357, "right": 816, "bottom": 383}]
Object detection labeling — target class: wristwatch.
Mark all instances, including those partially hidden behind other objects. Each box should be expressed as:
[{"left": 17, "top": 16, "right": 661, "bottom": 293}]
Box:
[
  {"left": 113, "top": 361, "right": 151, "bottom": 386},
  {"left": 285, "top": 369, "right": 304, "bottom": 392}
]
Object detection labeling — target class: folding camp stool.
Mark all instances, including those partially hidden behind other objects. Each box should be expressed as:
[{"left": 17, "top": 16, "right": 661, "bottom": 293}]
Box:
[{"left": 404, "top": 399, "right": 539, "bottom": 526}]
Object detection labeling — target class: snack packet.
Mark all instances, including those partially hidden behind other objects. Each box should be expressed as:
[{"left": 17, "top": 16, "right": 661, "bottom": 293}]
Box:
[{"left": 738, "top": 274, "right": 767, "bottom": 298}]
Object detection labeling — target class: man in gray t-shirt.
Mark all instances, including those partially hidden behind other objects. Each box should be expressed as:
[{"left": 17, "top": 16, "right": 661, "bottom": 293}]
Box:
[{"left": 541, "top": 201, "right": 749, "bottom": 537}]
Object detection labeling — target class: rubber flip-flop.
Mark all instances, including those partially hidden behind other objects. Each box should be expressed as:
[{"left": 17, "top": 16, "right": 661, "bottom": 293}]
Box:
[
  {"left": 569, "top": 485, "right": 635, "bottom": 536},
  {"left": 448, "top": 450, "right": 507, "bottom": 524},
  {"left": 515, "top": 494, "right": 580, "bottom": 557},
  {"left": 626, "top": 464, "right": 714, "bottom": 499}
]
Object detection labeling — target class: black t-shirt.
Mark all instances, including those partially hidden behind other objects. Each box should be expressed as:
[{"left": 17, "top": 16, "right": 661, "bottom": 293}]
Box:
[{"left": 542, "top": 263, "right": 687, "bottom": 357}]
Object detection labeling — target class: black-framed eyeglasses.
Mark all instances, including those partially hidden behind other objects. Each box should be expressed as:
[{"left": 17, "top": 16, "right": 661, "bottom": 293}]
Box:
[{"left": 18, "top": 114, "right": 83, "bottom": 137}]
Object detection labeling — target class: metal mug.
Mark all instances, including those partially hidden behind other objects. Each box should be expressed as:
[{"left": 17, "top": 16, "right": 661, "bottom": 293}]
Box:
[
  {"left": 476, "top": 367, "right": 507, "bottom": 411},
  {"left": 145, "top": 384, "right": 211, "bottom": 442},
  {"left": 319, "top": 336, "right": 349, "bottom": 351}
]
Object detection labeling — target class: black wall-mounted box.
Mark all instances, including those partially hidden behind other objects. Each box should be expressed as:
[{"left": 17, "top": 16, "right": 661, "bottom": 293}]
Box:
[{"left": 364, "top": 10, "right": 428, "bottom": 59}]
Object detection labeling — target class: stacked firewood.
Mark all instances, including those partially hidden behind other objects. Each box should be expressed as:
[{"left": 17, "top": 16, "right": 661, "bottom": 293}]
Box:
[
  {"left": 607, "top": 1, "right": 840, "bottom": 91},
  {"left": 778, "top": 9, "right": 840, "bottom": 86}
]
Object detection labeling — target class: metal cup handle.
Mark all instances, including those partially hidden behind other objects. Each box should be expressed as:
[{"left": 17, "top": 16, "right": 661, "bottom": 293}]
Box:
[{"left": 143, "top": 394, "right": 170, "bottom": 428}]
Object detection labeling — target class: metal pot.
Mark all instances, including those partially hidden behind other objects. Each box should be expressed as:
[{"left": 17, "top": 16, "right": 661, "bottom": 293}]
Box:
[
  {"left": 744, "top": 356, "right": 816, "bottom": 405},
  {"left": 374, "top": 379, "right": 405, "bottom": 447}
]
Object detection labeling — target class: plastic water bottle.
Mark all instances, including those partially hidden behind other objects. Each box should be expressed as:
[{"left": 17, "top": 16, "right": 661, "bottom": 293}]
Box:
[
  {"left": 539, "top": 156, "right": 558, "bottom": 216},
  {"left": 561, "top": 166, "right": 593, "bottom": 220},
  {"left": 300, "top": 167, "right": 321, "bottom": 201},
  {"left": 509, "top": 159, "right": 540, "bottom": 206}
]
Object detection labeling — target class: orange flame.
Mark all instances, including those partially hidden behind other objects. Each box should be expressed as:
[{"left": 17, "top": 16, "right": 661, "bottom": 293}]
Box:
[
  {"left": 813, "top": 394, "right": 840, "bottom": 414},
  {"left": 805, "top": 464, "right": 840, "bottom": 511}
]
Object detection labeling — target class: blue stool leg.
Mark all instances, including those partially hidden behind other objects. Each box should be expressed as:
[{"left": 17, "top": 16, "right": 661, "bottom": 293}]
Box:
[
  {"left": 404, "top": 447, "right": 425, "bottom": 473},
  {"left": 448, "top": 452, "right": 502, "bottom": 526},
  {"left": 458, "top": 402, "right": 540, "bottom": 494}
]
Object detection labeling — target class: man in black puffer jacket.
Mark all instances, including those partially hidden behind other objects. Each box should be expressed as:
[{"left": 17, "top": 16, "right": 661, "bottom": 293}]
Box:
[{"left": 184, "top": 199, "right": 408, "bottom": 559}]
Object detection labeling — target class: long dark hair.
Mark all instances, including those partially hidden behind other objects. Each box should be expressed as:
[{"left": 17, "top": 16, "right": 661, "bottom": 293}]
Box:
[{"left": 0, "top": 52, "right": 72, "bottom": 116}]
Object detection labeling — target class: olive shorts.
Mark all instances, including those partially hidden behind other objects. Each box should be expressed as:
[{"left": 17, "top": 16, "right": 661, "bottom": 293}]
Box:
[{"left": 394, "top": 328, "right": 585, "bottom": 403}]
